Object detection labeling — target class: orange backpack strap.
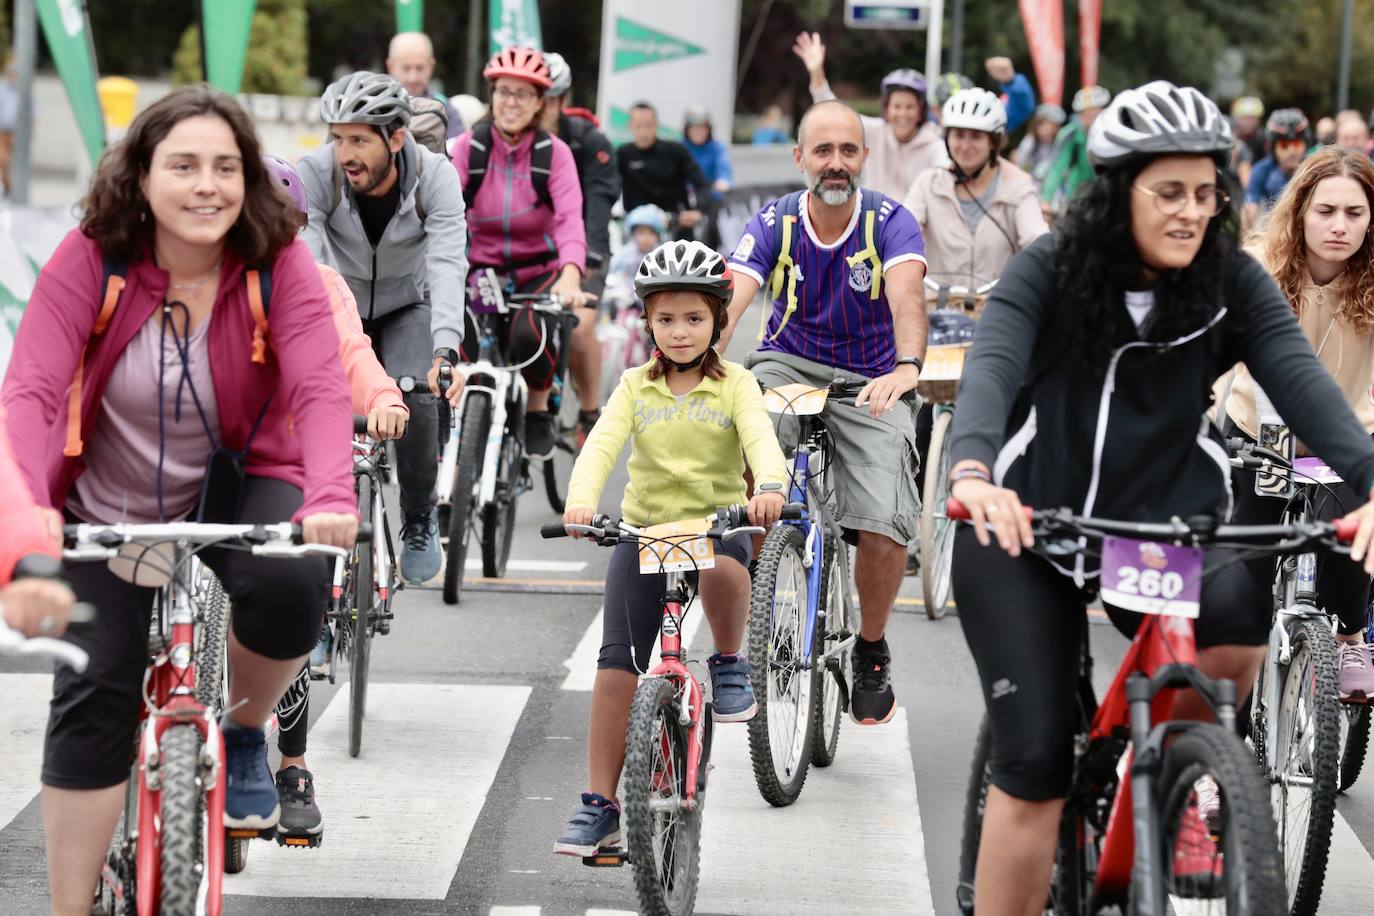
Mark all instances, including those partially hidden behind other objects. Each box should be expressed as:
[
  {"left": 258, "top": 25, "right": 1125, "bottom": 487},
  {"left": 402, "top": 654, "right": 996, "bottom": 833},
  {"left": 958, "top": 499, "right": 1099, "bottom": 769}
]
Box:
[
  {"left": 246, "top": 269, "right": 269, "bottom": 364},
  {"left": 63, "top": 266, "right": 127, "bottom": 457}
]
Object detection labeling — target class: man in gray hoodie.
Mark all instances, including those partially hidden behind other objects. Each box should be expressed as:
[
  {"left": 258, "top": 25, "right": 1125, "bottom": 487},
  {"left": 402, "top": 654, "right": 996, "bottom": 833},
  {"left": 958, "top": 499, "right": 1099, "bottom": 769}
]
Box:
[{"left": 299, "top": 71, "right": 469, "bottom": 584}]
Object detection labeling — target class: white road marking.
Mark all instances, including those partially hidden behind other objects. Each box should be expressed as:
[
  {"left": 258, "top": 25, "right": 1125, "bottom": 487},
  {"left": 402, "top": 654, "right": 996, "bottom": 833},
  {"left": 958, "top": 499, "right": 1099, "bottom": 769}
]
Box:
[
  {"left": 489, "top": 907, "right": 541, "bottom": 916},
  {"left": 0, "top": 674, "right": 50, "bottom": 830},
  {"left": 1316, "top": 804, "right": 1374, "bottom": 914},
  {"left": 697, "top": 708, "right": 937, "bottom": 915},
  {"left": 465, "top": 559, "right": 587, "bottom": 573},
  {"left": 224, "top": 683, "right": 530, "bottom": 900}
]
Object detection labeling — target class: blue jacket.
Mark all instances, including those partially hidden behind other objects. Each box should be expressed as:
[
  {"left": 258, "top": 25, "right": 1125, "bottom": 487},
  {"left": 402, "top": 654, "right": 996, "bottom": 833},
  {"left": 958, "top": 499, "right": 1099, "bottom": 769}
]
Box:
[
  {"left": 684, "top": 138, "right": 733, "bottom": 197},
  {"left": 998, "top": 74, "right": 1036, "bottom": 134}
]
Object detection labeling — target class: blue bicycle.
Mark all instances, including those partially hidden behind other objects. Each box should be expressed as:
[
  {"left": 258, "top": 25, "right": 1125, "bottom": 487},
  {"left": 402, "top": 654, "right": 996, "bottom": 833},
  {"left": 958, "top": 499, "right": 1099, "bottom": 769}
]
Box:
[{"left": 745, "top": 377, "right": 891, "bottom": 806}]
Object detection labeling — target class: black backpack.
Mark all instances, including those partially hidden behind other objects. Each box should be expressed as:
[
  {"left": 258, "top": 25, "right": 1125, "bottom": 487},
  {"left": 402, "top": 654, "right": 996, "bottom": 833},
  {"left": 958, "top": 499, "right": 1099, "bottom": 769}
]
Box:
[{"left": 462, "top": 120, "right": 555, "bottom": 212}]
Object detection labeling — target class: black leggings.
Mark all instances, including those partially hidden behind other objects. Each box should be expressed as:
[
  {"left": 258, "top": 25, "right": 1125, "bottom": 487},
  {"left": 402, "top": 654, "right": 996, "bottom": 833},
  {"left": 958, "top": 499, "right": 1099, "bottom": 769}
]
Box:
[
  {"left": 461, "top": 270, "right": 562, "bottom": 392},
  {"left": 598, "top": 536, "right": 751, "bottom": 673},
  {"left": 952, "top": 525, "right": 1270, "bottom": 801},
  {"left": 44, "top": 476, "right": 330, "bottom": 789}
]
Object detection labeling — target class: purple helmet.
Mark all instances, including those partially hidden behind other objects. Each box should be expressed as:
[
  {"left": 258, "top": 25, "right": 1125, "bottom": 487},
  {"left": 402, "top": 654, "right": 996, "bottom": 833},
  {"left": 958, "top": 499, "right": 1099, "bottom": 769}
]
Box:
[
  {"left": 262, "top": 154, "right": 307, "bottom": 214},
  {"left": 881, "top": 68, "right": 927, "bottom": 99}
]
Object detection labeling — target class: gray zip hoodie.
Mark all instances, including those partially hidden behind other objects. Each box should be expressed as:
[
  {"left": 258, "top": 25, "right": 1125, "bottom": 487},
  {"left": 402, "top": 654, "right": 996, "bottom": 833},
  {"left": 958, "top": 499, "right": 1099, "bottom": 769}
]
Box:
[{"left": 298, "top": 135, "right": 468, "bottom": 352}]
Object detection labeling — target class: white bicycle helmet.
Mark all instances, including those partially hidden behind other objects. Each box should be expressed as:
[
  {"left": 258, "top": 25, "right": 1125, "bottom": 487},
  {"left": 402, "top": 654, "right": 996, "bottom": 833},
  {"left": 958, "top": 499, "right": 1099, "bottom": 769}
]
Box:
[
  {"left": 634, "top": 240, "right": 733, "bottom": 303},
  {"left": 320, "top": 71, "right": 411, "bottom": 129},
  {"left": 1087, "top": 80, "right": 1234, "bottom": 170},
  {"left": 941, "top": 88, "right": 1007, "bottom": 134},
  {"left": 543, "top": 51, "right": 572, "bottom": 98},
  {"left": 1072, "top": 85, "right": 1112, "bottom": 113}
]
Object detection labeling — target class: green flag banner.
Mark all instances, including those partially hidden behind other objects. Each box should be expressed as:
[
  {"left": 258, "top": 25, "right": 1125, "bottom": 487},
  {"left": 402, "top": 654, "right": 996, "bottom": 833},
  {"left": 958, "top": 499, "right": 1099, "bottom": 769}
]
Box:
[
  {"left": 396, "top": 0, "right": 424, "bottom": 33},
  {"left": 202, "top": 0, "right": 257, "bottom": 95},
  {"left": 34, "top": 0, "right": 105, "bottom": 168},
  {"left": 489, "top": 0, "right": 542, "bottom": 55}
]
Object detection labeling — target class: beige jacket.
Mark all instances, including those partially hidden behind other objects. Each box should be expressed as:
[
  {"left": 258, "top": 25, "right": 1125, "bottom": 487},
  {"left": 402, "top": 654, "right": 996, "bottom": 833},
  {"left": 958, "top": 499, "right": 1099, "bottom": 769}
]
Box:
[
  {"left": 811, "top": 82, "right": 948, "bottom": 200},
  {"left": 1220, "top": 246, "right": 1374, "bottom": 437},
  {"left": 902, "top": 159, "right": 1049, "bottom": 288}
]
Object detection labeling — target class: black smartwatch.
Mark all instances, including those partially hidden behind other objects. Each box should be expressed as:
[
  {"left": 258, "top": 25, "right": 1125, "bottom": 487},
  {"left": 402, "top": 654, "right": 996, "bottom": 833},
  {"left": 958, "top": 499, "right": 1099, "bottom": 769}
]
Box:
[
  {"left": 895, "top": 355, "right": 923, "bottom": 372},
  {"left": 434, "top": 347, "right": 459, "bottom": 366}
]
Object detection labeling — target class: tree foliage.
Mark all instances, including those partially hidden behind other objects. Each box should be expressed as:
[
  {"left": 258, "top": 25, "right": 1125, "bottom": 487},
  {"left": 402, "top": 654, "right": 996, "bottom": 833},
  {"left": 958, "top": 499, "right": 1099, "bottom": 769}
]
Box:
[{"left": 171, "top": 0, "right": 309, "bottom": 94}]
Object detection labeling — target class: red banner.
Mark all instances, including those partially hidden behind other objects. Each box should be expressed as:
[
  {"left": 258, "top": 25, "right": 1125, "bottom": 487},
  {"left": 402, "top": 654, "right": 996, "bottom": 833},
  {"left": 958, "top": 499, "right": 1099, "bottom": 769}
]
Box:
[
  {"left": 1079, "top": 0, "right": 1103, "bottom": 90},
  {"left": 1018, "top": 0, "right": 1065, "bottom": 106}
]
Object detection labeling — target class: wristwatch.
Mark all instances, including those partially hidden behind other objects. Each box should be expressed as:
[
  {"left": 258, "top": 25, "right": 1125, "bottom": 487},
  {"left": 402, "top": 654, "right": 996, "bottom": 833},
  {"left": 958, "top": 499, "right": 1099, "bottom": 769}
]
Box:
[
  {"left": 757, "top": 482, "right": 785, "bottom": 494},
  {"left": 895, "top": 355, "right": 924, "bottom": 372},
  {"left": 434, "top": 347, "right": 459, "bottom": 366}
]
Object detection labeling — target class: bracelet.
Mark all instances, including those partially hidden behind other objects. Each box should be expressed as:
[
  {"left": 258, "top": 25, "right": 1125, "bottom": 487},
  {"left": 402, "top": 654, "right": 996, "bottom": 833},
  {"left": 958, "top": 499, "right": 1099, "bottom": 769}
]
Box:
[{"left": 949, "top": 466, "right": 992, "bottom": 485}]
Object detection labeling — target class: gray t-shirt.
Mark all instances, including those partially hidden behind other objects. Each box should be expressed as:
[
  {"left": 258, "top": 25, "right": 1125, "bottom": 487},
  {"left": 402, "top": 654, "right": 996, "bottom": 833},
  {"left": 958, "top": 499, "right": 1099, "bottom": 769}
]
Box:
[{"left": 957, "top": 173, "right": 1000, "bottom": 233}]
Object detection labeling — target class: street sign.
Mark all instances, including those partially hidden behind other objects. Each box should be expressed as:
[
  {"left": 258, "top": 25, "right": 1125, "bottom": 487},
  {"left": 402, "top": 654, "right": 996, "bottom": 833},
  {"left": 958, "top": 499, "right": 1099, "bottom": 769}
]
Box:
[{"left": 845, "top": 0, "right": 928, "bottom": 30}]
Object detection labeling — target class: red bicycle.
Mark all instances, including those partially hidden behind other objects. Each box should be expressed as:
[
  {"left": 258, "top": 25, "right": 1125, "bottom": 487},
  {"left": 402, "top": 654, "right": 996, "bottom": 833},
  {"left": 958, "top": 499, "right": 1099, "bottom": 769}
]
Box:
[
  {"left": 63, "top": 522, "right": 357, "bottom": 916},
  {"left": 541, "top": 504, "right": 797, "bottom": 916},
  {"left": 950, "top": 501, "right": 1354, "bottom": 915}
]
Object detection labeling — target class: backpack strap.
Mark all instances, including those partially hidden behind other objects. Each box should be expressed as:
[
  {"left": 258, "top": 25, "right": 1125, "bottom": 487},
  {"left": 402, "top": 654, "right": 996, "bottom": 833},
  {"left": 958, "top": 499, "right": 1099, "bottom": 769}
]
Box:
[
  {"left": 463, "top": 121, "right": 492, "bottom": 210},
  {"left": 245, "top": 266, "right": 272, "bottom": 365},
  {"left": 844, "top": 188, "right": 885, "bottom": 302},
  {"left": 761, "top": 191, "right": 805, "bottom": 341},
  {"left": 413, "top": 148, "right": 427, "bottom": 225},
  {"left": 529, "top": 129, "right": 555, "bottom": 211},
  {"left": 64, "top": 256, "right": 128, "bottom": 457}
]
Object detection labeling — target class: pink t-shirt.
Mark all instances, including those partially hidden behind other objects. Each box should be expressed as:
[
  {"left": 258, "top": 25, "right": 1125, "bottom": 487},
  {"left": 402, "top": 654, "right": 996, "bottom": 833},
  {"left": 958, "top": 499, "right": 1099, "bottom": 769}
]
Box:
[{"left": 69, "top": 312, "right": 219, "bottom": 523}]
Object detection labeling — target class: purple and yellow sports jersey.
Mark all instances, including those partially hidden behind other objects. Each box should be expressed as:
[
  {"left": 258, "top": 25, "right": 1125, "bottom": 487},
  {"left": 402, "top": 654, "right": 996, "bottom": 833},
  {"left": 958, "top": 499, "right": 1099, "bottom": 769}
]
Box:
[{"left": 729, "top": 190, "right": 926, "bottom": 377}]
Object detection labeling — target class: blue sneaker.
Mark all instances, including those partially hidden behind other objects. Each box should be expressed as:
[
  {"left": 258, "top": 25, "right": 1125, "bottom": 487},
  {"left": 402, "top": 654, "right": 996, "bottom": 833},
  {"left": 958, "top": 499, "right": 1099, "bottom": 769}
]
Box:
[
  {"left": 553, "top": 792, "right": 621, "bottom": 856},
  {"left": 399, "top": 509, "right": 441, "bottom": 584},
  {"left": 308, "top": 624, "right": 332, "bottom": 679},
  {"left": 708, "top": 652, "right": 759, "bottom": 723},
  {"left": 222, "top": 717, "right": 281, "bottom": 830}
]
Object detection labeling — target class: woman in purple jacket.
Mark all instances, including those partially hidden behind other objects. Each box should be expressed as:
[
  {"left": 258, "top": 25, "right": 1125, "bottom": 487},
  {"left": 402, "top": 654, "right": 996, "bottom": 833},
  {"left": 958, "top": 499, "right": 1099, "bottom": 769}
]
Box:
[{"left": 1, "top": 86, "right": 356, "bottom": 914}]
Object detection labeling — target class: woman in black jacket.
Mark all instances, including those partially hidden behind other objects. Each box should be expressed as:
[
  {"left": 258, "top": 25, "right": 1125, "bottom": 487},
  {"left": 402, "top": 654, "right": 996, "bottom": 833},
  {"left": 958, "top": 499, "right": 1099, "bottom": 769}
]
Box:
[{"left": 946, "top": 81, "right": 1374, "bottom": 914}]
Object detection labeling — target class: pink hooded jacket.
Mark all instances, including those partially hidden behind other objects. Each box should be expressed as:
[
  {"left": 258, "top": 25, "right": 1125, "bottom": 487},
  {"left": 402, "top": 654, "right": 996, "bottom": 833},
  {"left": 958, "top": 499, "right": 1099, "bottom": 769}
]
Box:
[
  {"left": 2, "top": 232, "right": 356, "bottom": 522},
  {"left": 0, "top": 404, "right": 57, "bottom": 584},
  {"left": 449, "top": 126, "right": 587, "bottom": 280},
  {"left": 318, "top": 263, "right": 406, "bottom": 416}
]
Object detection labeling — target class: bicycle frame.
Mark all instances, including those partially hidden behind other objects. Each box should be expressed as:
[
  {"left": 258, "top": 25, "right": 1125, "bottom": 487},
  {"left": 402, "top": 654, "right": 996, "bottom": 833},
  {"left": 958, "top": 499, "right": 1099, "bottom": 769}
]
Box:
[{"left": 646, "top": 574, "right": 711, "bottom": 810}]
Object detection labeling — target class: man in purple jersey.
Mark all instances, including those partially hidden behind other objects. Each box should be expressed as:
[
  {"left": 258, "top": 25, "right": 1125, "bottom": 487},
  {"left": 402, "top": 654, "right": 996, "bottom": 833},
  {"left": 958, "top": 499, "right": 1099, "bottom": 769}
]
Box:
[{"left": 720, "top": 99, "right": 929, "bottom": 725}]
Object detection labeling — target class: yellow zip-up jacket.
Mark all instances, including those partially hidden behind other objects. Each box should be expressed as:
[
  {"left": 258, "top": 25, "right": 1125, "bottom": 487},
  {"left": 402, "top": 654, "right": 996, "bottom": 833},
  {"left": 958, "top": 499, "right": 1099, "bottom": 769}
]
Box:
[{"left": 567, "top": 361, "right": 790, "bottom": 526}]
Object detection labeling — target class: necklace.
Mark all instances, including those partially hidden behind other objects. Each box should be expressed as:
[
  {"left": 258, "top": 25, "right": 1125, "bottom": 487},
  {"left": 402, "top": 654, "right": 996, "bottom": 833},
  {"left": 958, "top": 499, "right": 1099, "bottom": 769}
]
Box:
[{"left": 168, "top": 262, "right": 221, "bottom": 293}]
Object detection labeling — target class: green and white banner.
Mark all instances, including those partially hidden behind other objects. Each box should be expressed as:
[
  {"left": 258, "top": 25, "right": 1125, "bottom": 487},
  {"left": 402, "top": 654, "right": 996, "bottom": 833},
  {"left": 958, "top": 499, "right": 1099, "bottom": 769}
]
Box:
[
  {"left": 596, "top": 0, "right": 741, "bottom": 145},
  {"left": 34, "top": 0, "right": 105, "bottom": 168},
  {"left": 489, "top": 0, "right": 543, "bottom": 56},
  {"left": 396, "top": 0, "right": 424, "bottom": 33},
  {"left": 202, "top": 0, "right": 257, "bottom": 96}
]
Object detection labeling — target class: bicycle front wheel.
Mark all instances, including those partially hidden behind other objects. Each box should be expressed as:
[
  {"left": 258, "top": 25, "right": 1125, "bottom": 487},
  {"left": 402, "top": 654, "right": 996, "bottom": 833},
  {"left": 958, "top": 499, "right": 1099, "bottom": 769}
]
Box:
[
  {"left": 1155, "top": 723, "right": 1286, "bottom": 915},
  {"left": 348, "top": 473, "right": 375, "bottom": 759},
  {"left": 159, "top": 724, "right": 206, "bottom": 914},
  {"left": 624, "top": 677, "right": 700, "bottom": 916},
  {"left": 1272, "top": 620, "right": 1339, "bottom": 915},
  {"left": 746, "top": 524, "right": 816, "bottom": 806},
  {"left": 920, "top": 408, "right": 956, "bottom": 620},
  {"left": 443, "top": 395, "right": 488, "bottom": 604}
]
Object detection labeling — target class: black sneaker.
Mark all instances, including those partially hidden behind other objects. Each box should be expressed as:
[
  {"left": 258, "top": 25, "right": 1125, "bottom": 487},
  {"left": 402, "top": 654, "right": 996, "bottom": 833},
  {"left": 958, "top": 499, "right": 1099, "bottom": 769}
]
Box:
[
  {"left": 525, "top": 411, "right": 557, "bottom": 460},
  {"left": 850, "top": 637, "right": 896, "bottom": 725},
  {"left": 576, "top": 409, "right": 601, "bottom": 448},
  {"left": 274, "top": 766, "right": 323, "bottom": 848}
]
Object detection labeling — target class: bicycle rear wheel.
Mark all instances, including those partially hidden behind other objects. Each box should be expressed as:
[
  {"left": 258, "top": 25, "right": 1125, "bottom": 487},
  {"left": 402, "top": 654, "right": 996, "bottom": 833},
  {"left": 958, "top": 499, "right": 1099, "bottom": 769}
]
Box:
[
  {"left": 1338, "top": 704, "right": 1371, "bottom": 791},
  {"left": 159, "top": 724, "right": 206, "bottom": 914},
  {"left": 195, "top": 573, "right": 230, "bottom": 712},
  {"left": 810, "top": 535, "right": 850, "bottom": 767},
  {"left": 624, "top": 677, "right": 700, "bottom": 916},
  {"left": 481, "top": 426, "right": 521, "bottom": 578},
  {"left": 919, "top": 408, "right": 956, "bottom": 619},
  {"left": 746, "top": 524, "right": 816, "bottom": 806},
  {"left": 443, "top": 396, "right": 488, "bottom": 604},
  {"left": 348, "top": 473, "right": 375, "bottom": 759},
  {"left": 542, "top": 378, "right": 580, "bottom": 513},
  {"left": 1155, "top": 723, "right": 1286, "bottom": 915},
  {"left": 1272, "top": 619, "right": 1339, "bottom": 916}
]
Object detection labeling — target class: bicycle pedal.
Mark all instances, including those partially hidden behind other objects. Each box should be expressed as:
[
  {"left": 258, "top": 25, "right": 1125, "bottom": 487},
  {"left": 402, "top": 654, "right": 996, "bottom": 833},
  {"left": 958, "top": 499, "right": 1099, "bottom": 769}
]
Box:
[
  {"left": 226, "top": 826, "right": 276, "bottom": 842},
  {"left": 582, "top": 847, "right": 628, "bottom": 867},
  {"left": 276, "top": 830, "right": 323, "bottom": 849}
]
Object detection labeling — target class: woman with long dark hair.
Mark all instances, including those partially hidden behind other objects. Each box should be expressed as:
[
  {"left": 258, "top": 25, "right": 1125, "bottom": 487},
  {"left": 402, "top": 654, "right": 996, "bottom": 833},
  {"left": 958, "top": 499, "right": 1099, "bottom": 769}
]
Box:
[
  {"left": 2, "top": 85, "right": 355, "bottom": 914},
  {"left": 945, "top": 81, "right": 1374, "bottom": 913}
]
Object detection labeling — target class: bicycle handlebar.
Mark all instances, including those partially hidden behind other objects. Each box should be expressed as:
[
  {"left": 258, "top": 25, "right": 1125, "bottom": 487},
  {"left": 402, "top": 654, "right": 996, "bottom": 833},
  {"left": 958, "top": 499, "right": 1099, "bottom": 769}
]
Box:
[
  {"left": 924, "top": 278, "right": 999, "bottom": 297},
  {"left": 0, "top": 609, "right": 91, "bottom": 671},
  {"left": 541, "top": 503, "right": 804, "bottom": 541},
  {"left": 62, "top": 521, "right": 373, "bottom": 563}
]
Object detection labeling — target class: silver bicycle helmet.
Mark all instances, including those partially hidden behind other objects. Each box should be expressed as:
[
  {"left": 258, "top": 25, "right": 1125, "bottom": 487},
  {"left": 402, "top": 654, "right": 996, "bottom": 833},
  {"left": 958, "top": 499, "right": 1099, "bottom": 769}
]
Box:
[
  {"left": 1087, "top": 80, "right": 1233, "bottom": 170},
  {"left": 543, "top": 51, "right": 572, "bottom": 98},
  {"left": 634, "top": 240, "right": 733, "bottom": 303},
  {"left": 320, "top": 71, "right": 412, "bottom": 129}
]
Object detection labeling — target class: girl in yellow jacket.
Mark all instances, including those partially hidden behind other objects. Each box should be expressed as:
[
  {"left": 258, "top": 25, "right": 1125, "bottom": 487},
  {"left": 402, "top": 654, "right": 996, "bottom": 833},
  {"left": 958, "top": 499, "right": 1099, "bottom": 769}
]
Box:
[{"left": 553, "top": 240, "right": 790, "bottom": 857}]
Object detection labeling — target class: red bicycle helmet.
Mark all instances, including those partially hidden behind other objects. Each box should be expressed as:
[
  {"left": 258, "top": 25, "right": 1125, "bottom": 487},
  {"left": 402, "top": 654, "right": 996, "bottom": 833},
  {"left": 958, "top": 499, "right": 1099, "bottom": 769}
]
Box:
[{"left": 483, "top": 47, "right": 553, "bottom": 91}]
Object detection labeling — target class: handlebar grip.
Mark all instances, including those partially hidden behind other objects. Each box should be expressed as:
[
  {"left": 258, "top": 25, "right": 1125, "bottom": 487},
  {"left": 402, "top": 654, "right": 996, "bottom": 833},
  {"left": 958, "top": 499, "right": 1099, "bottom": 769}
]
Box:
[
  {"left": 541, "top": 524, "right": 570, "bottom": 539},
  {"left": 289, "top": 523, "right": 372, "bottom": 544},
  {"left": 946, "top": 498, "right": 1034, "bottom": 522},
  {"left": 1335, "top": 517, "right": 1361, "bottom": 544},
  {"left": 13, "top": 554, "right": 63, "bottom": 580},
  {"left": 780, "top": 503, "right": 804, "bottom": 520},
  {"left": 353, "top": 415, "right": 370, "bottom": 435}
]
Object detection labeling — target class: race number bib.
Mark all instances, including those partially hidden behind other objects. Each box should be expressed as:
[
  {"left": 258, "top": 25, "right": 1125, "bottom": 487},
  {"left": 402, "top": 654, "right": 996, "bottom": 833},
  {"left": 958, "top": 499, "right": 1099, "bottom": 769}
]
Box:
[
  {"left": 639, "top": 517, "right": 717, "bottom": 574},
  {"left": 1099, "top": 537, "right": 1203, "bottom": 619},
  {"left": 1293, "top": 457, "right": 1342, "bottom": 485}
]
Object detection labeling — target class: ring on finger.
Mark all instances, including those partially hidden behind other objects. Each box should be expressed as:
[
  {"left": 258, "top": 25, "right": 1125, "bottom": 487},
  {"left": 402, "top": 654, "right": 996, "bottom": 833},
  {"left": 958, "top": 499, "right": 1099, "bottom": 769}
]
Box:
[{"left": 37, "top": 616, "right": 57, "bottom": 634}]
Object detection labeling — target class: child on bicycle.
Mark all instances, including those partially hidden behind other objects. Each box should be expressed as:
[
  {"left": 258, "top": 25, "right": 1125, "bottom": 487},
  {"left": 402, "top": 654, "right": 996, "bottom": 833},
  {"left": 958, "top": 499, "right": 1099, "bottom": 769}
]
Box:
[
  {"left": 553, "top": 239, "right": 790, "bottom": 857},
  {"left": 606, "top": 204, "right": 668, "bottom": 291}
]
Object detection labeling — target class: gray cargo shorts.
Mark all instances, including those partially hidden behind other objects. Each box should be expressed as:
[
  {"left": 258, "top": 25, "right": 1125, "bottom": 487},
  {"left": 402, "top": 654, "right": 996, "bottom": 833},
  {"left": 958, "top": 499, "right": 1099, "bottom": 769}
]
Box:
[{"left": 745, "top": 351, "right": 921, "bottom": 548}]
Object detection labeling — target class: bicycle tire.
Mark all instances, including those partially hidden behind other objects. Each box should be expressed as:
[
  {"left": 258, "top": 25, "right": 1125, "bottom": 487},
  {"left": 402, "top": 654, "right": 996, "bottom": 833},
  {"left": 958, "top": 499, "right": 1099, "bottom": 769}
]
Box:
[
  {"left": 158, "top": 724, "right": 205, "bottom": 914},
  {"left": 1154, "top": 723, "right": 1286, "bottom": 915},
  {"left": 624, "top": 677, "right": 700, "bottom": 916},
  {"left": 1339, "top": 705, "right": 1371, "bottom": 792},
  {"left": 920, "top": 409, "right": 955, "bottom": 620},
  {"left": 746, "top": 524, "right": 816, "bottom": 806},
  {"left": 348, "top": 473, "right": 374, "bottom": 759},
  {"left": 481, "top": 432, "right": 520, "bottom": 578},
  {"left": 810, "top": 534, "right": 848, "bottom": 767},
  {"left": 443, "top": 396, "right": 488, "bottom": 604},
  {"left": 195, "top": 572, "right": 230, "bottom": 712},
  {"left": 542, "top": 369, "right": 581, "bottom": 514},
  {"left": 1273, "top": 620, "right": 1339, "bottom": 916}
]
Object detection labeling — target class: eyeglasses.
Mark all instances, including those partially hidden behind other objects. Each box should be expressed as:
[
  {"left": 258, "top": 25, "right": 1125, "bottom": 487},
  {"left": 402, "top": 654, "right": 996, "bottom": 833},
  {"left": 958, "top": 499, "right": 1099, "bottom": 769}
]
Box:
[
  {"left": 493, "top": 86, "right": 539, "bottom": 104},
  {"left": 1133, "top": 183, "right": 1231, "bottom": 219}
]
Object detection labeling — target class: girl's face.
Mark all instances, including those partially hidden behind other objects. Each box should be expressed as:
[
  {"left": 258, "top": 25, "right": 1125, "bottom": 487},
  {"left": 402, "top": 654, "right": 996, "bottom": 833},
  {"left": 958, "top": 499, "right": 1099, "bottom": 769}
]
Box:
[
  {"left": 647, "top": 291, "right": 715, "bottom": 364},
  {"left": 1129, "top": 155, "right": 1220, "bottom": 272},
  {"left": 141, "top": 114, "right": 244, "bottom": 252},
  {"left": 1303, "top": 174, "right": 1370, "bottom": 270}
]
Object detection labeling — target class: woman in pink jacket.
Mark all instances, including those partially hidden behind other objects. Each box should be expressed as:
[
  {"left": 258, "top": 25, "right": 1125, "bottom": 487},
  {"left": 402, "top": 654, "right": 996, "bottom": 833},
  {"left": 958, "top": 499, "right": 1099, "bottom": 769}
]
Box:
[
  {"left": 449, "top": 46, "right": 598, "bottom": 458},
  {"left": 0, "top": 86, "right": 356, "bottom": 914}
]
